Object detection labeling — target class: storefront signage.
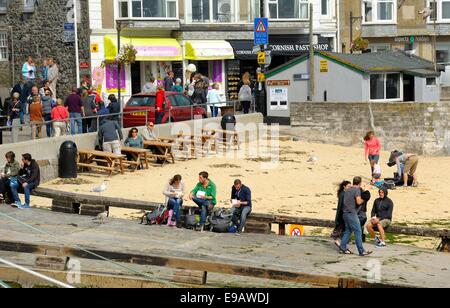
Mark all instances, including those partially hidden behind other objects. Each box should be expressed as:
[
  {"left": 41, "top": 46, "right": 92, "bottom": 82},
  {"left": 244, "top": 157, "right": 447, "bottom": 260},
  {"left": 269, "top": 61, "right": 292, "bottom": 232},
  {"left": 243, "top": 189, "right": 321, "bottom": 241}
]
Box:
[
  {"left": 105, "top": 62, "right": 126, "bottom": 93},
  {"left": 79, "top": 62, "right": 90, "bottom": 69},
  {"left": 63, "top": 23, "right": 75, "bottom": 43},
  {"left": 394, "top": 36, "right": 430, "bottom": 43},
  {"left": 320, "top": 60, "right": 328, "bottom": 73},
  {"left": 135, "top": 46, "right": 181, "bottom": 57},
  {"left": 267, "top": 80, "right": 290, "bottom": 86},
  {"left": 269, "top": 88, "right": 288, "bottom": 111},
  {"left": 270, "top": 43, "right": 330, "bottom": 53}
]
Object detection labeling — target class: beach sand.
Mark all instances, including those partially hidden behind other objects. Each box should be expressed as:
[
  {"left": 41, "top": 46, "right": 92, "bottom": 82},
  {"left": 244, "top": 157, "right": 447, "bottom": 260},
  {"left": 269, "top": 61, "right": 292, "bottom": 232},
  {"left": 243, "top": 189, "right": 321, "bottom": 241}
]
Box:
[{"left": 36, "top": 140, "right": 450, "bottom": 248}]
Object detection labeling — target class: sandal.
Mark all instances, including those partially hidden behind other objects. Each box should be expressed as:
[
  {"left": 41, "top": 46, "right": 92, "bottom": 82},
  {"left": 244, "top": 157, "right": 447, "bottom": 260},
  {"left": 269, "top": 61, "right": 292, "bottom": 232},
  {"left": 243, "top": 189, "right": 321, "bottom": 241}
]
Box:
[
  {"left": 412, "top": 182, "right": 419, "bottom": 187},
  {"left": 339, "top": 249, "right": 353, "bottom": 255},
  {"left": 359, "top": 251, "right": 373, "bottom": 257}
]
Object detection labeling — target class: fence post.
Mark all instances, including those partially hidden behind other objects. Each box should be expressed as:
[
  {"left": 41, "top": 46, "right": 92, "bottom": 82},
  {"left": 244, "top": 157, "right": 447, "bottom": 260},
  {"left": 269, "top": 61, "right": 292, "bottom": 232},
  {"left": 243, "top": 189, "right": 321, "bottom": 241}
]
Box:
[
  {"left": 145, "top": 110, "right": 148, "bottom": 126},
  {"left": 191, "top": 105, "right": 193, "bottom": 120},
  {"left": 169, "top": 108, "right": 171, "bottom": 123}
]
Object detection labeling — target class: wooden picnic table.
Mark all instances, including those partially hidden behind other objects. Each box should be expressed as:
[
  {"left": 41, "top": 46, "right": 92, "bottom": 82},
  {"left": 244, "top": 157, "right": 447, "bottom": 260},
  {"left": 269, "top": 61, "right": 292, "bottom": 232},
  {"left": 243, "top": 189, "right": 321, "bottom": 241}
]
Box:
[
  {"left": 120, "top": 146, "right": 150, "bottom": 171},
  {"left": 176, "top": 133, "right": 216, "bottom": 157},
  {"left": 77, "top": 148, "right": 125, "bottom": 176},
  {"left": 202, "top": 128, "right": 240, "bottom": 150},
  {"left": 143, "top": 140, "right": 175, "bottom": 166}
]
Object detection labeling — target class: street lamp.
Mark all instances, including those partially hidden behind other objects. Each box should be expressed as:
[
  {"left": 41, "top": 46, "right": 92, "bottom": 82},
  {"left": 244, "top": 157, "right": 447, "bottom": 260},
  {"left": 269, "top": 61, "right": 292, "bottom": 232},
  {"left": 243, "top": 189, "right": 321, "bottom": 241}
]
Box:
[{"left": 349, "top": 12, "right": 363, "bottom": 54}]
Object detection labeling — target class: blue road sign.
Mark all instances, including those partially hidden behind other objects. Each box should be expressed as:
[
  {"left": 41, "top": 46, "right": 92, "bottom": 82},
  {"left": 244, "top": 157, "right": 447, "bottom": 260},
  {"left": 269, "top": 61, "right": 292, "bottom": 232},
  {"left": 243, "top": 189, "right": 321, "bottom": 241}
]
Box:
[{"left": 254, "top": 18, "right": 269, "bottom": 46}]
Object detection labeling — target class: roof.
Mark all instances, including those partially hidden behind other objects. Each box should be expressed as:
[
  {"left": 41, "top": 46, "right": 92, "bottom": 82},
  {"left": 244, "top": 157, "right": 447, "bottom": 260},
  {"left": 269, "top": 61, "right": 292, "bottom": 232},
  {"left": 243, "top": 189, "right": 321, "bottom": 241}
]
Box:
[{"left": 266, "top": 50, "right": 445, "bottom": 78}]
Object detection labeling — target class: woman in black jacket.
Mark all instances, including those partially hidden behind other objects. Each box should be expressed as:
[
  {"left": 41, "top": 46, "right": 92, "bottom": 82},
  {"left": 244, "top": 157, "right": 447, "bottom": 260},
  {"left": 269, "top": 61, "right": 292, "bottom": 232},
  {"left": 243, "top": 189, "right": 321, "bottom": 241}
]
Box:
[{"left": 332, "top": 180, "right": 351, "bottom": 240}]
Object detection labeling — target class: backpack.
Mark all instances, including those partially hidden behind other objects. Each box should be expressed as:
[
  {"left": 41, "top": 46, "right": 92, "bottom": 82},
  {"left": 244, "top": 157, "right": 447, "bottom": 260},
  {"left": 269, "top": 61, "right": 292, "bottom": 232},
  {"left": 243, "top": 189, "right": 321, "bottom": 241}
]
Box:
[
  {"left": 209, "top": 208, "right": 233, "bottom": 233},
  {"left": 142, "top": 204, "right": 169, "bottom": 225}
]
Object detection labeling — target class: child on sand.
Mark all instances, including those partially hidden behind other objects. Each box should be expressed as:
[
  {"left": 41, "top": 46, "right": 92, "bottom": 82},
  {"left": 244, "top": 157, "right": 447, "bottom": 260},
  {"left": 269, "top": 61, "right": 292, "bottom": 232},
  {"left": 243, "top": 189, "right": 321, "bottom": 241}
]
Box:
[{"left": 372, "top": 163, "right": 383, "bottom": 187}]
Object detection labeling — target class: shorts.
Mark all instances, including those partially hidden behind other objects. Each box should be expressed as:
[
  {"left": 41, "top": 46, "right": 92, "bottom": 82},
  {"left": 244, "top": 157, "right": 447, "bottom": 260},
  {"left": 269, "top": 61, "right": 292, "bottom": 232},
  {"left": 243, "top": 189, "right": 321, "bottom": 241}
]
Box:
[
  {"left": 368, "top": 155, "right": 380, "bottom": 164},
  {"left": 369, "top": 219, "right": 391, "bottom": 231},
  {"left": 404, "top": 156, "right": 418, "bottom": 174}
]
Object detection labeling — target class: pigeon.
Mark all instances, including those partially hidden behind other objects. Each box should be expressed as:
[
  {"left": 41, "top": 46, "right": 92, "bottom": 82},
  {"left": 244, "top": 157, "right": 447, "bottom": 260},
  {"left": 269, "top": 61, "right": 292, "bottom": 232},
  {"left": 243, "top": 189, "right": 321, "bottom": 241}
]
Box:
[
  {"left": 93, "top": 211, "right": 108, "bottom": 223},
  {"left": 91, "top": 182, "right": 107, "bottom": 193}
]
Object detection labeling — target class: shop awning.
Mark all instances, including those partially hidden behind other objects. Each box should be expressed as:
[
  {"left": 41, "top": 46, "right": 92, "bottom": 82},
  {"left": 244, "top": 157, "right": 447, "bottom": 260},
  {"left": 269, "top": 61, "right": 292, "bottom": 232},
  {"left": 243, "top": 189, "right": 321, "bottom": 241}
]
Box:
[
  {"left": 185, "top": 40, "right": 235, "bottom": 60},
  {"left": 228, "top": 40, "right": 257, "bottom": 60},
  {"left": 104, "top": 36, "right": 182, "bottom": 61}
]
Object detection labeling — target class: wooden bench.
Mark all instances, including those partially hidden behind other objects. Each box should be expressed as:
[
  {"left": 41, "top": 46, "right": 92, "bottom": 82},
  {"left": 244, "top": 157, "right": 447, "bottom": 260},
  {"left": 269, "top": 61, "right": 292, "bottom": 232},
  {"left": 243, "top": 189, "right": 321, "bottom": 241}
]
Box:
[
  {"left": 176, "top": 133, "right": 216, "bottom": 158},
  {"left": 77, "top": 149, "right": 125, "bottom": 176},
  {"left": 120, "top": 146, "right": 150, "bottom": 171},
  {"left": 143, "top": 140, "right": 175, "bottom": 166}
]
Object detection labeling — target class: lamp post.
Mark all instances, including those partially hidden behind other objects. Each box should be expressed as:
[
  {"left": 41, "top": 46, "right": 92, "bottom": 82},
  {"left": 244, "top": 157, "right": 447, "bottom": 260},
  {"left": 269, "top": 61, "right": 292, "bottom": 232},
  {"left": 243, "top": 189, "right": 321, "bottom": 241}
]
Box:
[{"left": 349, "top": 12, "right": 363, "bottom": 54}]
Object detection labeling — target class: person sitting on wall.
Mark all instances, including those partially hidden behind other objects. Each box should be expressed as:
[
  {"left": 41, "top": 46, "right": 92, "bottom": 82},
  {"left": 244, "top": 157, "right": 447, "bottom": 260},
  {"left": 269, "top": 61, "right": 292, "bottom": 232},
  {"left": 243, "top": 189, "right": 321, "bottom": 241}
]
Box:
[
  {"left": 366, "top": 186, "right": 394, "bottom": 248},
  {"left": 0, "top": 151, "right": 21, "bottom": 205},
  {"left": 230, "top": 179, "right": 252, "bottom": 235},
  {"left": 11, "top": 153, "right": 40, "bottom": 209},
  {"left": 189, "top": 171, "right": 217, "bottom": 231}
]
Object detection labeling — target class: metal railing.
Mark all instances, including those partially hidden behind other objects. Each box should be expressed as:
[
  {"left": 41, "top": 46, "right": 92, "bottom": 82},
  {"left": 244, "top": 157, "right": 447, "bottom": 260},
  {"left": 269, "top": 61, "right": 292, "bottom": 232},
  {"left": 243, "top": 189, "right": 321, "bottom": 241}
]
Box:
[{"left": 0, "top": 100, "right": 257, "bottom": 145}]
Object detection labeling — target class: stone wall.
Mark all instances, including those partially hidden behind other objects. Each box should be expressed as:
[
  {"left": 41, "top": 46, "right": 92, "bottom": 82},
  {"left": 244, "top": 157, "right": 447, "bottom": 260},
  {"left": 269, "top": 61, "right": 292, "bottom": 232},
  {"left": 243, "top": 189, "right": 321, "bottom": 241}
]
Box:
[
  {"left": 0, "top": 0, "right": 91, "bottom": 98},
  {"left": 290, "top": 102, "right": 450, "bottom": 156}
]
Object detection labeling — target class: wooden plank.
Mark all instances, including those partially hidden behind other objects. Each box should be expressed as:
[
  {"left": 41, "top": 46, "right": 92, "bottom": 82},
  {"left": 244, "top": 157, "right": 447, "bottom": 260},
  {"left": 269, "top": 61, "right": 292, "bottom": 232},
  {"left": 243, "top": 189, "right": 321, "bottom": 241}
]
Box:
[
  {"left": 77, "top": 163, "right": 115, "bottom": 172},
  {"left": 172, "top": 270, "right": 207, "bottom": 285},
  {"left": 0, "top": 239, "right": 403, "bottom": 288}
]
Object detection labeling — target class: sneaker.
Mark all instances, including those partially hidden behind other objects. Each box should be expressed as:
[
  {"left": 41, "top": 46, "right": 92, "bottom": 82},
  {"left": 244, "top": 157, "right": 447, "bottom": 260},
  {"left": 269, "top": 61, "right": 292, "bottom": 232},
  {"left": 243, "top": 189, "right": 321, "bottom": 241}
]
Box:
[
  {"left": 18, "top": 204, "right": 31, "bottom": 209},
  {"left": 234, "top": 232, "right": 241, "bottom": 236},
  {"left": 376, "top": 241, "right": 386, "bottom": 248},
  {"left": 374, "top": 236, "right": 381, "bottom": 245},
  {"left": 359, "top": 251, "right": 373, "bottom": 257},
  {"left": 12, "top": 201, "right": 22, "bottom": 208}
]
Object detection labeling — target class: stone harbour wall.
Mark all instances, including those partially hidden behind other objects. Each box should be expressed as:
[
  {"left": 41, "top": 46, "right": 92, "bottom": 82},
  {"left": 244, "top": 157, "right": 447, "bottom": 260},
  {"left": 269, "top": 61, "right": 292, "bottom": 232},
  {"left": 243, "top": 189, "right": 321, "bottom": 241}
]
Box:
[
  {"left": 290, "top": 102, "right": 450, "bottom": 156},
  {"left": 0, "top": 0, "right": 91, "bottom": 98}
]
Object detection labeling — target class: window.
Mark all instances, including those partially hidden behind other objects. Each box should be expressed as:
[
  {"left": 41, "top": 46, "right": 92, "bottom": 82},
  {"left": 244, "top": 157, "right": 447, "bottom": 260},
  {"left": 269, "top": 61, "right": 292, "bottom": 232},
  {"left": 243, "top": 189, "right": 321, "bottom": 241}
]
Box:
[
  {"left": 321, "top": 0, "right": 329, "bottom": 16},
  {"left": 368, "top": 44, "right": 390, "bottom": 52},
  {"left": 0, "top": 0, "right": 7, "bottom": 13},
  {"left": 117, "top": 0, "right": 178, "bottom": 19},
  {"left": 427, "top": 0, "right": 450, "bottom": 22},
  {"left": 370, "top": 73, "right": 401, "bottom": 100},
  {"left": 126, "top": 96, "right": 155, "bottom": 107},
  {"left": 436, "top": 49, "right": 449, "bottom": 64},
  {"left": 426, "top": 77, "right": 437, "bottom": 86},
  {"left": 174, "top": 95, "right": 192, "bottom": 106},
  {"left": 268, "top": 0, "right": 309, "bottom": 20},
  {"left": 362, "top": 0, "right": 396, "bottom": 23},
  {"left": 23, "top": 0, "right": 35, "bottom": 13},
  {"left": 188, "top": 0, "right": 238, "bottom": 23},
  {"left": 0, "top": 32, "right": 7, "bottom": 61}
]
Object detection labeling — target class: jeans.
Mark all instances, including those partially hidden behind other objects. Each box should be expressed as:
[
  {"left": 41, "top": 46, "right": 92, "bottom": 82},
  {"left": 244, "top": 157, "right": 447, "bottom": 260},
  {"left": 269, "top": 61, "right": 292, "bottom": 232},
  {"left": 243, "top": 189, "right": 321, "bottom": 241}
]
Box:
[
  {"left": 9, "top": 177, "right": 21, "bottom": 203},
  {"left": 23, "top": 181, "right": 35, "bottom": 205},
  {"left": 167, "top": 198, "right": 183, "bottom": 222},
  {"left": 69, "top": 112, "right": 82, "bottom": 135},
  {"left": 192, "top": 197, "right": 213, "bottom": 225},
  {"left": 368, "top": 155, "right": 380, "bottom": 164},
  {"left": 210, "top": 106, "right": 219, "bottom": 118},
  {"left": 340, "top": 212, "right": 365, "bottom": 255},
  {"left": 232, "top": 206, "right": 252, "bottom": 232},
  {"left": 43, "top": 113, "right": 52, "bottom": 137},
  {"left": 241, "top": 101, "right": 251, "bottom": 114}
]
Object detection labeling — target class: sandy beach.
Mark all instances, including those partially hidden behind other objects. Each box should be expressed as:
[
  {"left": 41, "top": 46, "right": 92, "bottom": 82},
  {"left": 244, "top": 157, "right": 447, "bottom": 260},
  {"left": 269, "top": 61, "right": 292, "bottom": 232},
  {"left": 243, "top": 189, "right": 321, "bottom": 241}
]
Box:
[{"left": 37, "top": 139, "right": 450, "bottom": 231}]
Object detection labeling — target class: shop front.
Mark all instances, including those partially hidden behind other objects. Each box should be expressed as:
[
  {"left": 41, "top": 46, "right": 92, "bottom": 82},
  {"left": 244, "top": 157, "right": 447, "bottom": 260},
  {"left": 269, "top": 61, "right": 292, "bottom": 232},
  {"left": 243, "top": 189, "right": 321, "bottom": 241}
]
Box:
[
  {"left": 183, "top": 40, "right": 235, "bottom": 95},
  {"left": 104, "top": 36, "right": 183, "bottom": 96},
  {"left": 227, "top": 35, "right": 332, "bottom": 100}
]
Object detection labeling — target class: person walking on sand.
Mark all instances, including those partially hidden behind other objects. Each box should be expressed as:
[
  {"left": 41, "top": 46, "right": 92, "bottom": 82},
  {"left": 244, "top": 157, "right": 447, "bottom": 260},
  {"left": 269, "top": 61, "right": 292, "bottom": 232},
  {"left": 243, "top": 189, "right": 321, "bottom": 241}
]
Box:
[
  {"left": 364, "top": 131, "right": 381, "bottom": 175},
  {"left": 336, "top": 177, "right": 373, "bottom": 257}
]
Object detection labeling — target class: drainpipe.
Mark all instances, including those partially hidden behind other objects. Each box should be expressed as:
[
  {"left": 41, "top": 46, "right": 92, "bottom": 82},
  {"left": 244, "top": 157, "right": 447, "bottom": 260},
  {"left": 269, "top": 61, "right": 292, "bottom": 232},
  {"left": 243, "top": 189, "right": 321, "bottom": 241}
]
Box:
[
  {"left": 74, "top": 0, "right": 80, "bottom": 87},
  {"left": 9, "top": 26, "right": 14, "bottom": 87},
  {"left": 336, "top": 0, "right": 340, "bottom": 52}
]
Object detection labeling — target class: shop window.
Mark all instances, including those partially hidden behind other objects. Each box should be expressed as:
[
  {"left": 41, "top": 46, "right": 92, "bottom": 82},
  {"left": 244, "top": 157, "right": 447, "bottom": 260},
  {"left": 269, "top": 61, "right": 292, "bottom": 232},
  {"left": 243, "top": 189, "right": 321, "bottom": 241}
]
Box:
[
  {"left": 370, "top": 73, "right": 401, "bottom": 101},
  {"left": 362, "top": 0, "right": 396, "bottom": 23},
  {"left": 174, "top": 94, "right": 192, "bottom": 107},
  {"left": 436, "top": 49, "right": 449, "bottom": 64},
  {"left": 268, "top": 0, "right": 309, "bottom": 20},
  {"left": 0, "top": 32, "right": 7, "bottom": 61},
  {"left": 119, "top": 0, "right": 178, "bottom": 19}
]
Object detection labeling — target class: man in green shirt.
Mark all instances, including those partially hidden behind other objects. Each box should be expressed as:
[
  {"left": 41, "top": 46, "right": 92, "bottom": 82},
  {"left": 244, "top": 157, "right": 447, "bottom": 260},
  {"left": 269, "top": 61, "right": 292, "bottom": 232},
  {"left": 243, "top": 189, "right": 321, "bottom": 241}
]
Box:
[{"left": 189, "top": 171, "right": 217, "bottom": 228}]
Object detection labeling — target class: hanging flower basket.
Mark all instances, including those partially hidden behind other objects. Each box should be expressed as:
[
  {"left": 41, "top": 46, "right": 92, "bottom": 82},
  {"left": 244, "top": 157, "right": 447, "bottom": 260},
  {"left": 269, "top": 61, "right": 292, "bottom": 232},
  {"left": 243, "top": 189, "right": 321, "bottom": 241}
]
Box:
[
  {"left": 116, "top": 44, "right": 137, "bottom": 65},
  {"left": 351, "top": 37, "right": 369, "bottom": 52}
]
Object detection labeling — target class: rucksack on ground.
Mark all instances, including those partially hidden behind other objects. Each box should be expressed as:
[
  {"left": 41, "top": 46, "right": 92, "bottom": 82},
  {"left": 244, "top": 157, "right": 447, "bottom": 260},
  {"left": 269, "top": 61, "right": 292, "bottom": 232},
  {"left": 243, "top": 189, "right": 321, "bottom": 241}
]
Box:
[
  {"left": 209, "top": 208, "right": 233, "bottom": 233},
  {"left": 140, "top": 204, "right": 169, "bottom": 225}
]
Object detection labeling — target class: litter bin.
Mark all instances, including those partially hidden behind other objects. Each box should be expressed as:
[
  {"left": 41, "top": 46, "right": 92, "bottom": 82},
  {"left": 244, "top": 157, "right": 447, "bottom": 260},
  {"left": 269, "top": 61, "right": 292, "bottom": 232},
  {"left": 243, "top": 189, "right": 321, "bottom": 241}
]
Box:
[
  {"left": 59, "top": 141, "right": 78, "bottom": 178},
  {"left": 221, "top": 114, "right": 236, "bottom": 131}
]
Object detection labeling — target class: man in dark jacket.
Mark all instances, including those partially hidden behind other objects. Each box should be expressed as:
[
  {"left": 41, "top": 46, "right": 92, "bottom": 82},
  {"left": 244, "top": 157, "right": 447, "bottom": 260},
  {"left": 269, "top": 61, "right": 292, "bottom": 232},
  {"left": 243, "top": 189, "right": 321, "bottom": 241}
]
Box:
[
  {"left": 231, "top": 179, "right": 252, "bottom": 235},
  {"left": 367, "top": 186, "right": 394, "bottom": 248},
  {"left": 164, "top": 71, "right": 175, "bottom": 91},
  {"left": 12, "top": 153, "right": 40, "bottom": 209},
  {"left": 107, "top": 94, "right": 121, "bottom": 124},
  {"left": 98, "top": 117, "right": 123, "bottom": 155}
]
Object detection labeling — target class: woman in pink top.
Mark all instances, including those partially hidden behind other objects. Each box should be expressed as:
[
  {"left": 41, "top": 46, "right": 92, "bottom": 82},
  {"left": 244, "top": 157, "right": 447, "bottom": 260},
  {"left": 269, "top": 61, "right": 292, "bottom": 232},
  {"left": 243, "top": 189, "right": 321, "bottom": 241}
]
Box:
[
  {"left": 51, "top": 98, "right": 69, "bottom": 137},
  {"left": 364, "top": 131, "right": 381, "bottom": 174}
]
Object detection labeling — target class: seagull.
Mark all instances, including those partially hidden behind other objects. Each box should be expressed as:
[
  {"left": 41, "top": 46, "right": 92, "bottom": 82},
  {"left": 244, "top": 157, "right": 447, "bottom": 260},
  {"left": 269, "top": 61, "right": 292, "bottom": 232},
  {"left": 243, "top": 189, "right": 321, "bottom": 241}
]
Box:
[
  {"left": 419, "top": 7, "right": 434, "bottom": 19},
  {"left": 93, "top": 211, "right": 108, "bottom": 223},
  {"left": 91, "top": 182, "right": 107, "bottom": 193}
]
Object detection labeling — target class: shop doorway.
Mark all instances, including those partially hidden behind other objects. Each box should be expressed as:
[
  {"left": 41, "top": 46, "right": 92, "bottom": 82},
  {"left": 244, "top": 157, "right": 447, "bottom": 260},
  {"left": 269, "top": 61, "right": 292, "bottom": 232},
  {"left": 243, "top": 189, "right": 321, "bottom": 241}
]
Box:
[
  {"left": 403, "top": 74, "right": 415, "bottom": 102},
  {"left": 131, "top": 61, "right": 141, "bottom": 94}
]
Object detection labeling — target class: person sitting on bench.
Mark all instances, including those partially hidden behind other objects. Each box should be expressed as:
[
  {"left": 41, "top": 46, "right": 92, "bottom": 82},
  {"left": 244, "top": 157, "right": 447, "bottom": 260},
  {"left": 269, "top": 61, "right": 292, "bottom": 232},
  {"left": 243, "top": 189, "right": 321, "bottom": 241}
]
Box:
[
  {"left": 230, "top": 179, "right": 252, "bottom": 235},
  {"left": 189, "top": 171, "right": 216, "bottom": 230},
  {"left": 0, "top": 151, "right": 20, "bottom": 205},
  {"left": 367, "top": 186, "right": 394, "bottom": 248}
]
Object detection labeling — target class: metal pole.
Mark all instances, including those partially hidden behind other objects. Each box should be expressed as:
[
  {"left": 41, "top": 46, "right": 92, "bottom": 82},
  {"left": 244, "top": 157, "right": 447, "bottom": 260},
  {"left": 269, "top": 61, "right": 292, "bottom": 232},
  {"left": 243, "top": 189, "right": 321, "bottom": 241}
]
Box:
[
  {"left": 9, "top": 26, "right": 14, "bottom": 87},
  {"left": 433, "top": 0, "right": 437, "bottom": 72},
  {"left": 116, "top": 21, "right": 123, "bottom": 128},
  {"left": 73, "top": 0, "right": 80, "bottom": 87},
  {"left": 309, "top": 3, "right": 315, "bottom": 101}
]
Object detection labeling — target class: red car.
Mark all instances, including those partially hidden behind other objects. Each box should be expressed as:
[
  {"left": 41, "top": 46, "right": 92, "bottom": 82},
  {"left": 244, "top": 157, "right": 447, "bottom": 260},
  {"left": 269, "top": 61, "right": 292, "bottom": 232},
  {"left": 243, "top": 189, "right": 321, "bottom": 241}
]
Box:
[{"left": 123, "top": 92, "right": 206, "bottom": 128}]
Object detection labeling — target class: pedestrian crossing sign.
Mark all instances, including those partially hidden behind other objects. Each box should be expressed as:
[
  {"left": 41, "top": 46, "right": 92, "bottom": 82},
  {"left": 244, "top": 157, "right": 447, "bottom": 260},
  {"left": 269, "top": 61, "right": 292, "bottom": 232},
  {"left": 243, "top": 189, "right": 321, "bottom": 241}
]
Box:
[
  {"left": 254, "top": 18, "right": 269, "bottom": 45},
  {"left": 256, "top": 20, "right": 267, "bottom": 32}
]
